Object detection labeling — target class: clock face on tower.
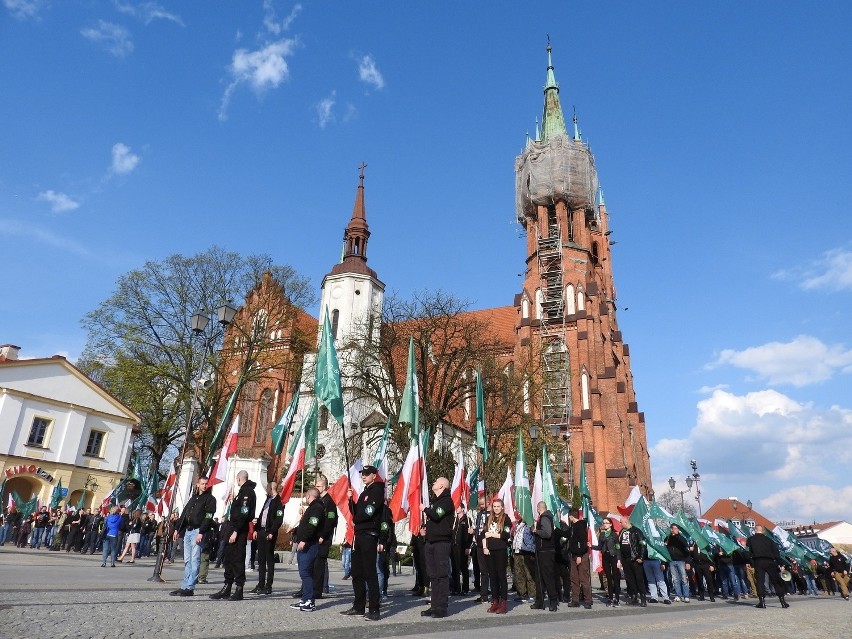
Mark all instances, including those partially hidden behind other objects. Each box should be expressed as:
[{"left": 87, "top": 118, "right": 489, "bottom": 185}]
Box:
[{"left": 331, "top": 286, "right": 343, "bottom": 299}]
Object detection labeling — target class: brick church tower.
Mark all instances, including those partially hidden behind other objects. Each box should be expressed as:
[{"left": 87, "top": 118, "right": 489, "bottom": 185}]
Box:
[{"left": 514, "top": 45, "right": 652, "bottom": 511}]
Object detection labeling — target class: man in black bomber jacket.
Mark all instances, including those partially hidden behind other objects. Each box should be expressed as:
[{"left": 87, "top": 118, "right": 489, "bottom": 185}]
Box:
[
  {"left": 421, "top": 477, "right": 454, "bottom": 618},
  {"left": 169, "top": 476, "right": 217, "bottom": 597},
  {"left": 211, "top": 470, "right": 256, "bottom": 602}
]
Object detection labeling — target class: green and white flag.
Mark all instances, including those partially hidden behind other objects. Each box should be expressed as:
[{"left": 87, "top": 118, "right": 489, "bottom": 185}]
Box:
[
  {"left": 513, "top": 428, "right": 533, "bottom": 524},
  {"left": 399, "top": 337, "right": 420, "bottom": 441},
  {"left": 207, "top": 377, "right": 245, "bottom": 466},
  {"left": 271, "top": 391, "right": 299, "bottom": 456},
  {"left": 540, "top": 445, "right": 560, "bottom": 517},
  {"left": 630, "top": 497, "right": 671, "bottom": 562},
  {"left": 674, "top": 512, "right": 711, "bottom": 552},
  {"left": 315, "top": 309, "right": 344, "bottom": 428},
  {"left": 474, "top": 369, "right": 489, "bottom": 462},
  {"left": 50, "top": 478, "right": 64, "bottom": 508},
  {"left": 303, "top": 397, "right": 319, "bottom": 463}
]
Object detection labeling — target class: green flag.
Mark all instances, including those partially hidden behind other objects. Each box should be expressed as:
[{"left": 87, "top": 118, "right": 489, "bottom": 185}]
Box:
[
  {"left": 726, "top": 519, "right": 752, "bottom": 542},
  {"left": 513, "top": 429, "right": 533, "bottom": 524},
  {"left": 271, "top": 391, "right": 299, "bottom": 455},
  {"left": 287, "top": 416, "right": 306, "bottom": 458},
  {"left": 475, "top": 369, "right": 489, "bottom": 462},
  {"left": 702, "top": 522, "right": 740, "bottom": 555},
  {"left": 398, "top": 337, "right": 419, "bottom": 441},
  {"left": 50, "top": 478, "right": 64, "bottom": 508},
  {"left": 630, "top": 497, "right": 671, "bottom": 562},
  {"left": 467, "top": 466, "right": 480, "bottom": 510},
  {"left": 304, "top": 397, "right": 319, "bottom": 463},
  {"left": 540, "top": 445, "right": 559, "bottom": 516},
  {"left": 649, "top": 500, "right": 676, "bottom": 524},
  {"left": 315, "top": 309, "right": 344, "bottom": 428},
  {"left": 207, "top": 377, "right": 245, "bottom": 466},
  {"left": 372, "top": 416, "right": 391, "bottom": 467},
  {"left": 674, "top": 512, "right": 711, "bottom": 552},
  {"left": 76, "top": 490, "right": 86, "bottom": 511}
]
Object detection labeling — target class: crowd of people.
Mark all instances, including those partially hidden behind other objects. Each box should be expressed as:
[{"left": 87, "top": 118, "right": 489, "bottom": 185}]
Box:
[{"left": 2, "top": 475, "right": 850, "bottom": 622}]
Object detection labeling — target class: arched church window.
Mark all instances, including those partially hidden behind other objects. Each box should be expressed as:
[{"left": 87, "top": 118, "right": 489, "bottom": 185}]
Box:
[
  {"left": 565, "top": 284, "right": 576, "bottom": 315},
  {"left": 522, "top": 298, "right": 530, "bottom": 319},
  {"left": 581, "top": 369, "right": 590, "bottom": 411},
  {"left": 591, "top": 242, "right": 599, "bottom": 265},
  {"left": 255, "top": 389, "right": 273, "bottom": 443},
  {"left": 252, "top": 309, "right": 268, "bottom": 340},
  {"left": 331, "top": 309, "right": 339, "bottom": 339},
  {"left": 535, "top": 289, "right": 543, "bottom": 320},
  {"left": 239, "top": 380, "right": 258, "bottom": 434},
  {"left": 577, "top": 287, "right": 586, "bottom": 312}
]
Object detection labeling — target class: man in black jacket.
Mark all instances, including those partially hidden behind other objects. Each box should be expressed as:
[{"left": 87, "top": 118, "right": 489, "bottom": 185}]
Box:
[
  {"left": 340, "top": 465, "right": 385, "bottom": 621},
  {"left": 170, "top": 475, "right": 217, "bottom": 597},
  {"left": 251, "top": 481, "right": 283, "bottom": 596},
  {"left": 618, "top": 516, "right": 647, "bottom": 606},
  {"left": 451, "top": 505, "right": 471, "bottom": 595},
  {"left": 420, "top": 477, "right": 454, "bottom": 618},
  {"left": 211, "top": 470, "right": 256, "bottom": 602},
  {"left": 312, "top": 475, "right": 338, "bottom": 602},
  {"left": 568, "top": 509, "right": 592, "bottom": 609},
  {"left": 289, "top": 487, "right": 325, "bottom": 612},
  {"left": 531, "top": 501, "right": 559, "bottom": 611},
  {"left": 746, "top": 525, "right": 789, "bottom": 609},
  {"left": 828, "top": 548, "right": 850, "bottom": 600}
]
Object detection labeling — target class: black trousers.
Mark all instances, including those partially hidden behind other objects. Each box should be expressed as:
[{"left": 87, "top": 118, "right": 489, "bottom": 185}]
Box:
[
  {"left": 412, "top": 540, "right": 426, "bottom": 589},
  {"left": 602, "top": 553, "right": 621, "bottom": 601},
  {"left": 476, "top": 546, "right": 490, "bottom": 599},
  {"left": 555, "top": 557, "right": 570, "bottom": 601},
  {"left": 535, "top": 549, "right": 558, "bottom": 605},
  {"left": 754, "top": 558, "right": 785, "bottom": 598},
  {"left": 256, "top": 533, "right": 276, "bottom": 587},
  {"left": 426, "top": 540, "right": 451, "bottom": 613},
  {"left": 622, "top": 558, "right": 645, "bottom": 600},
  {"left": 695, "top": 563, "right": 716, "bottom": 598},
  {"left": 312, "top": 543, "right": 331, "bottom": 599},
  {"left": 451, "top": 544, "right": 469, "bottom": 593},
  {"left": 352, "top": 533, "right": 379, "bottom": 613},
  {"left": 485, "top": 549, "right": 508, "bottom": 600},
  {"left": 472, "top": 545, "right": 481, "bottom": 589},
  {"left": 223, "top": 531, "right": 248, "bottom": 587}
]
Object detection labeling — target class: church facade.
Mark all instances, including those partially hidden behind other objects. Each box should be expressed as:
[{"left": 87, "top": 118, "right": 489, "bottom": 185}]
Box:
[{"left": 218, "top": 46, "right": 652, "bottom": 514}]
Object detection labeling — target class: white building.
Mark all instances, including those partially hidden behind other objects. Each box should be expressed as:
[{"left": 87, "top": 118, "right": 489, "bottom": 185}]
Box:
[{"left": 0, "top": 345, "right": 139, "bottom": 509}]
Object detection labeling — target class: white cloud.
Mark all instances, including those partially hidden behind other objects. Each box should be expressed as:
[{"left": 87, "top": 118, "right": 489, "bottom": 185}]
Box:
[
  {"left": 219, "top": 38, "right": 297, "bottom": 121},
  {"left": 760, "top": 485, "right": 852, "bottom": 522},
  {"left": 3, "top": 0, "right": 42, "bottom": 20},
  {"left": 114, "top": 1, "right": 184, "bottom": 26},
  {"left": 315, "top": 91, "right": 336, "bottom": 128},
  {"left": 698, "top": 383, "right": 729, "bottom": 394},
  {"left": 81, "top": 20, "right": 134, "bottom": 58},
  {"left": 262, "top": 0, "right": 301, "bottom": 34},
  {"left": 0, "top": 218, "right": 91, "bottom": 257},
  {"left": 711, "top": 335, "right": 852, "bottom": 386},
  {"left": 110, "top": 142, "right": 141, "bottom": 175},
  {"left": 357, "top": 54, "right": 385, "bottom": 90},
  {"left": 774, "top": 248, "right": 852, "bottom": 292},
  {"left": 650, "top": 389, "right": 852, "bottom": 520},
  {"left": 36, "top": 190, "right": 80, "bottom": 213}
]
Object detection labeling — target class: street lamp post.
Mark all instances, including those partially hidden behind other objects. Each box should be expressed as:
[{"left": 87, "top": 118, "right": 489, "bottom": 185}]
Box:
[
  {"left": 668, "top": 476, "right": 693, "bottom": 514},
  {"left": 689, "top": 459, "right": 702, "bottom": 515},
  {"left": 148, "top": 303, "right": 236, "bottom": 583}
]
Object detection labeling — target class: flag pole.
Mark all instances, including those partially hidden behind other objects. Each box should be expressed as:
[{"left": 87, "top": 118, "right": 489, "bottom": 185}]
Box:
[{"left": 340, "top": 420, "right": 352, "bottom": 493}]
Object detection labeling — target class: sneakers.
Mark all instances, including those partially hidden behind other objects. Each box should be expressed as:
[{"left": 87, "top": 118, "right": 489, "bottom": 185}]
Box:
[
  {"left": 290, "top": 600, "right": 315, "bottom": 611},
  {"left": 673, "top": 596, "right": 681, "bottom": 602},
  {"left": 648, "top": 598, "right": 658, "bottom": 604},
  {"left": 663, "top": 599, "right": 672, "bottom": 605},
  {"left": 684, "top": 598, "right": 690, "bottom": 603}
]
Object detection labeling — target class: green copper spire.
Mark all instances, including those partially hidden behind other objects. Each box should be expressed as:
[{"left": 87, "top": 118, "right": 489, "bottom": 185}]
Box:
[
  {"left": 541, "top": 43, "right": 567, "bottom": 141},
  {"left": 573, "top": 108, "right": 582, "bottom": 141}
]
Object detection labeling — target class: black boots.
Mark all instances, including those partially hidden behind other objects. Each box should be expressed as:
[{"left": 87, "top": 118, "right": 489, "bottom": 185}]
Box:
[
  {"left": 755, "top": 596, "right": 766, "bottom": 609},
  {"left": 210, "top": 583, "right": 232, "bottom": 600},
  {"left": 779, "top": 595, "right": 789, "bottom": 609},
  {"left": 250, "top": 583, "right": 264, "bottom": 594},
  {"left": 229, "top": 585, "right": 244, "bottom": 601}
]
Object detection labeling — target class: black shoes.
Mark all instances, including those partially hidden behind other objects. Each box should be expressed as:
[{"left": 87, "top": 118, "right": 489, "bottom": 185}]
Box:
[
  {"left": 755, "top": 597, "right": 766, "bottom": 609},
  {"left": 530, "top": 603, "right": 545, "bottom": 610},
  {"left": 229, "top": 586, "right": 244, "bottom": 601},
  {"left": 584, "top": 602, "right": 594, "bottom": 609},
  {"left": 340, "top": 607, "right": 365, "bottom": 616},
  {"left": 421, "top": 609, "right": 434, "bottom": 617},
  {"left": 431, "top": 610, "right": 447, "bottom": 618},
  {"left": 548, "top": 604, "right": 558, "bottom": 612},
  {"left": 263, "top": 586, "right": 272, "bottom": 595},
  {"left": 210, "top": 584, "right": 232, "bottom": 600},
  {"left": 169, "top": 589, "right": 194, "bottom": 597},
  {"left": 779, "top": 595, "right": 790, "bottom": 609},
  {"left": 364, "top": 610, "right": 380, "bottom": 621},
  {"left": 250, "top": 584, "right": 264, "bottom": 594}
]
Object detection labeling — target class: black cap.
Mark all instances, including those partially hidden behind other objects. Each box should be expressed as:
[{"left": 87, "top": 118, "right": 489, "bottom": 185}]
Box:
[{"left": 360, "top": 465, "right": 379, "bottom": 475}]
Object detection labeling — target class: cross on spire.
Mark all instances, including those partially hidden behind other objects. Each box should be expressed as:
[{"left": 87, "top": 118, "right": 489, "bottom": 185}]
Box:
[{"left": 358, "top": 162, "right": 368, "bottom": 186}]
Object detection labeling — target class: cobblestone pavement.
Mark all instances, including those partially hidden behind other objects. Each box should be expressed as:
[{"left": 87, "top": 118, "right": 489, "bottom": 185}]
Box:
[{"left": 1, "top": 546, "right": 850, "bottom": 639}]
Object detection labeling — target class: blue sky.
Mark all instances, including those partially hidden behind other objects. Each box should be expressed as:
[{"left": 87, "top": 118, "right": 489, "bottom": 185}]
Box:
[{"left": 3, "top": 1, "right": 851, "bottom": 524}]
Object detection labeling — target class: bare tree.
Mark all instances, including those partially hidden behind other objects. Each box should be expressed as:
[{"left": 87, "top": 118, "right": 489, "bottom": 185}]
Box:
[
  {"left": 79, "top": 246, "right": 314, "bottom": 483},
  {"left": 657, "top": 489, "right": 698, "bottom": 518}
]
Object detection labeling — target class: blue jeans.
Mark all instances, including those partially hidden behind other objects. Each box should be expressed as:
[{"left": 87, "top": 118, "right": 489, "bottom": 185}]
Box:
[
  {"left": 297, "top": 543, "right": 319, "bottom": 602},
  {"left": 102, "top": 535, "right": 119, "bottom": 565},
  {"left": 643, "top": 559, "right": 669, "bottom": 600},
  {"left": 670, "top": 560, "right": 689, "bottom": 599},
  {"left": 376, "top": 552, "right": 387, "bottom": 596},
  {"left": 31, "top": 527, "right": 44, "bottom": 548},
  {"left": 45, "top": 527, "right": 56, "bottom": 548},
  {"left": 342, "top": 546, "right": 352, "bottom": 577},
  {"left": 181, "top": 528, "right": 203, "bottom": 590},
  {"left": 734, "top": 564, "right": 749, "bottom": 594},
  {"left": 718, "top": 563, "right": 740, "bottom": 597},
  {"left": 0, "top": 522, "right": 8, "bottom": 544}
]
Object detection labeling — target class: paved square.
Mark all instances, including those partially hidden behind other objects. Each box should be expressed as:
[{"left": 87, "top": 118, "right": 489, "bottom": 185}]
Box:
[{"left": 1, "top": 547, "right": 848, "bottom": 639}]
